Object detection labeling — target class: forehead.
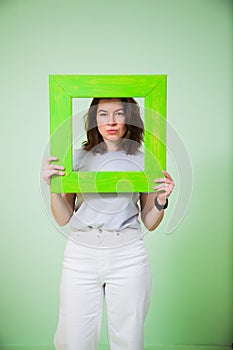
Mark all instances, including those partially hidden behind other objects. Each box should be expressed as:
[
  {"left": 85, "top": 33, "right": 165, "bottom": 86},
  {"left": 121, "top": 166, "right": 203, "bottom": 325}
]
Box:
[{"left": 97, "top": 99, "right": 123, "bottom": 111}]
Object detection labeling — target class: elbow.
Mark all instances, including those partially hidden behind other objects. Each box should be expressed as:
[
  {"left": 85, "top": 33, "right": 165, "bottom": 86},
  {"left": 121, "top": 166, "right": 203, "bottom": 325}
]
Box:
[
  {"left": 144, "top": 222, "right": 160, "bottom": 232},
  {"left": 57, "top": 220, "right": 68, "bottom": 227},
  {"left": 145, "top": 223, "right": 159, "bottom": 232},
  {"left": 142, "top": 211, "right": 165, "bottom": 232},
  {"left": 148, "top": 225, "right": 156, "bottom": 232},
  {"left": 52, "top": 213, "right": 73, "bottom": 227},
  {"left": 56, "top": 217, "right": 71, "bottom": 227},
  {"left": 141, "top": 218, "right": 156, "bottom": 232}
]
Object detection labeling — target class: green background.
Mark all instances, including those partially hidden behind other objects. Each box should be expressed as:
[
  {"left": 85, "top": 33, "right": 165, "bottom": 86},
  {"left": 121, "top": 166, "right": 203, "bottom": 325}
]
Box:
[{"left": 0, "top": 1, "right": 232, "bottom": 349}]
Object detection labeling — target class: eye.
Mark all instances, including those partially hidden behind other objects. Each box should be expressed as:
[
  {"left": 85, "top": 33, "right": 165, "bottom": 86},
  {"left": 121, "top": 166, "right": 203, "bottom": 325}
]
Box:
[
  {"left": 99, "top": 113, "right": 107, "bottom": 117},
  {"left": 115, "top": 112, "right": 124, "bottom": 117}
]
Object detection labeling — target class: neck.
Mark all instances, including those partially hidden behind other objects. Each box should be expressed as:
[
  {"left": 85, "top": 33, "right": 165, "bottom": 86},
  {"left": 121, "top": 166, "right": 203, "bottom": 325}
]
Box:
[{"left": 104, "top": 139, "right": 121, "bottom": 151}]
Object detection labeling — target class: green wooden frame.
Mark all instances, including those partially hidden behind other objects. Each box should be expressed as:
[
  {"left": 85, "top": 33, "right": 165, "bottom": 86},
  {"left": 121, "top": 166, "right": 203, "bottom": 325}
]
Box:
[{"left": 49, "top": 75, "right": 167, "bottom": 193}]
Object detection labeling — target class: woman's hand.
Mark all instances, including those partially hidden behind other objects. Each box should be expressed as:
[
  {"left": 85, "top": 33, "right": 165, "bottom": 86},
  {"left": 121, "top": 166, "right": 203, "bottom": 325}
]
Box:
[
  {"left": 153, "top": 170, "right": 175, "bottom": 205},
  {"left": 42, "top": 156, "right": 65, "bottom": 186}
]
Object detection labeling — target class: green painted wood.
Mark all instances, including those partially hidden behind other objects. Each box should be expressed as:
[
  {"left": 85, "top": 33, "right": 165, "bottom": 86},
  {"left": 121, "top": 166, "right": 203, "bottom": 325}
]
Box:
[
  {"left": 51, "top": 74, "right": 164, "bottom": 97},
  {"left": 54, "top": 171, "right": 164, "bottom": 193},
  {"left": 49, "top": 75, "right": 167, "bottom": 193},
  {"left": 144, "top": 76, "right": 166, "bottom": 174}
]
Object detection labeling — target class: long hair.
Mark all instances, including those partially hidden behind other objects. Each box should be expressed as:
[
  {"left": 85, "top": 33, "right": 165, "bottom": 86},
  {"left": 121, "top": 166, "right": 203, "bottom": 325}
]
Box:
[{"left": 82, "top": 98, "right": 144, "bottom": 155}]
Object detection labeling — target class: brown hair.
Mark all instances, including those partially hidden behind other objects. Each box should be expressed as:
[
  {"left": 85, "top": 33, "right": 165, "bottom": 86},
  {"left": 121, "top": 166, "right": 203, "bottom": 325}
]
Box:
[{"left": 82, "top": 98, "right": 144, "bottom": 155}]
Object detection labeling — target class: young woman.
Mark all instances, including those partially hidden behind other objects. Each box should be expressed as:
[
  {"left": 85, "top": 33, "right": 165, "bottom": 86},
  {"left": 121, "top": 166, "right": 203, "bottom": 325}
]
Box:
[{"left": 43, "top": 98, "right": 175, "bottom": 350}]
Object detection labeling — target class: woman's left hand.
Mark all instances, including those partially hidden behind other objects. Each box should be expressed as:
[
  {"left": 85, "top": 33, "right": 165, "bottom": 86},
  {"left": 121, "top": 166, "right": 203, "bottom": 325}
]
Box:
[{"left": 153, "top": 170, "right": 175, "bottom": 204}]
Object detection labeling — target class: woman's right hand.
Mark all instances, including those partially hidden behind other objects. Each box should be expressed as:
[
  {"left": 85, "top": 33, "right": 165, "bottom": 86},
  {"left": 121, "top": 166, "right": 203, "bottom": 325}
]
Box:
[{"left": 42, "top": 156, "right": 65, "bottom": 186}]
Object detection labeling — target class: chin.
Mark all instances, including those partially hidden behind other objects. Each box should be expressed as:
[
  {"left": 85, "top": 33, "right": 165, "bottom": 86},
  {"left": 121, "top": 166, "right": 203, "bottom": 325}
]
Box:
[{"left": 104, "top": 135, "right": 120, "bottom": 140}]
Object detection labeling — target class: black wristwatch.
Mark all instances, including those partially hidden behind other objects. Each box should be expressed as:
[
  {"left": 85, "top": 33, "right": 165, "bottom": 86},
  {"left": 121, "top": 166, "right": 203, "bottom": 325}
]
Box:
[{"left": 154, "top": 196, "right": 168, "bottom": 211}]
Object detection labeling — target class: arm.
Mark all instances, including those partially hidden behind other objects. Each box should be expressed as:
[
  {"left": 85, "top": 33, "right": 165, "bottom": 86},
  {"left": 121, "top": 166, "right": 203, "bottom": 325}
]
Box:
[
  {"left": 50, "top": 193, "right": 76, "bottom": 226},
  {"left": 42, "top": 156, "right": 77, "bottom": 226},
  {"left": 140, "top": 193, "right": 165, "bottom": 231},
  {"left": 140, "top": 170, "right": 175, "bottom": 231}
]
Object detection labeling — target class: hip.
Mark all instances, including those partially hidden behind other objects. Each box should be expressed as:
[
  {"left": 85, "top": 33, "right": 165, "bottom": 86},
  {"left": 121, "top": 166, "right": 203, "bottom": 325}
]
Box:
[{"left": 68, "top": 226, "right": 145, "bottom": 249}]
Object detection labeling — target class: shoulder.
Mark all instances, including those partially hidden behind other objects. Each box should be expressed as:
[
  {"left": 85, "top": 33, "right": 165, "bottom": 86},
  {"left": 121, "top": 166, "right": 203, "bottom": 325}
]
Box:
[
  {"left": 73, "top": 147, "right": 87, "bottom": 157},
  {"left": 127, "top": 149, "right": 144, "bottom": 169},
  {"left": 133, "top": 149, "right": 144, "bottom": 159},
  {"left": 73, "top": 148, "right": 89, "bottom": 171}
]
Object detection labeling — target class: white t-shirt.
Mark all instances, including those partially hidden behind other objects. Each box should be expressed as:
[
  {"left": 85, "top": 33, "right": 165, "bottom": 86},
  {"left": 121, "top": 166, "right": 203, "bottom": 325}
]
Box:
[{"left": 68, "top": 148, "right": 144, "bottom": 231}]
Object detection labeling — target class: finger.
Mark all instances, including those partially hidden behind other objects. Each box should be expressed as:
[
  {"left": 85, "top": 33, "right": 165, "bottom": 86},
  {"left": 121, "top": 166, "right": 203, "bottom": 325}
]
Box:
[
  {"left": 46, "top": 157, "right": 58, "bottom": 164},
  {"left": 154, "top": 178, "right": 173, "bottom": 184},
  {"left": 45, "top": 170, "right": 65, "bottom": 178},
  {"left": 48, "top": 164, "right": 65, "bottom": 170},
  {"left": 162, "top": 170, "right": 173, "bottom": 181},
  {"left": 153, "top": 183, "right": 170, "bottom": 191},
  {"left": 47, "top": 163, "right": 65, "bottom": 170},
  {"left": 52, "top": 170, "right": 65, "bottom": 176},
  {"left": 155, "top": 186, "right": 174, "bottom": 197}
]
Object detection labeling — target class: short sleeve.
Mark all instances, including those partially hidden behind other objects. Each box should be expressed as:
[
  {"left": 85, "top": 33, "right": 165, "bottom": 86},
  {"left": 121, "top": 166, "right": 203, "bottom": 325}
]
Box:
[{"left": 73, "top": 148, "right": 87, "bottom": 171}]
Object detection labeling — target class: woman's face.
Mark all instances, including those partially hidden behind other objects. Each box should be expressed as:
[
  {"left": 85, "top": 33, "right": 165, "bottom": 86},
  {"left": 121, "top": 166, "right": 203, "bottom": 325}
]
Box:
[{"left": 96, "top": 99, "right": 127, "bottom": 142}]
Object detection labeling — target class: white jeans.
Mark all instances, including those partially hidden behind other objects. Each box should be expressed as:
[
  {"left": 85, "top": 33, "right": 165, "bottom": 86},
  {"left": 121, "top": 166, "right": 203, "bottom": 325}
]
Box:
[{"left": 54, "top": 228, "right": 152, "bottom": 350}]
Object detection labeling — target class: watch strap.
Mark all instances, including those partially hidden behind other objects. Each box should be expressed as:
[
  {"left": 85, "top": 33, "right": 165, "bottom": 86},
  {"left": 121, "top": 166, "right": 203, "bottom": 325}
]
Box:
[{"left": 154, "top": 196, "right": 168, "bottom": 211}]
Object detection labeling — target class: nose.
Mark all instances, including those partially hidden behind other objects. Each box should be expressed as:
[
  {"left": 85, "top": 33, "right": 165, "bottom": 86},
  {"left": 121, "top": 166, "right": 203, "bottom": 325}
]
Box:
[{"left": 107, "top": 113, "right": 116, "bottom": 124}]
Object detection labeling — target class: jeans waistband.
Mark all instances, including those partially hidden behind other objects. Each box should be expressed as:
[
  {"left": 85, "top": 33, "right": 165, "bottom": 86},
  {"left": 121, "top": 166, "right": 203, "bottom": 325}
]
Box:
[{"left": 68, "top": 227, "right": 143, "bottom": 249}]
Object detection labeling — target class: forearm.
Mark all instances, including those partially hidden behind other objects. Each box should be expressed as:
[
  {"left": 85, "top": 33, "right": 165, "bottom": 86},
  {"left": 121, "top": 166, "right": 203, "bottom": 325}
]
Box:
[
  {"left": 50, "top": 193, "right": 73, "bottom": 226},
  {"left": 142, "top": 205, "right": 164, "bottom": 231}
]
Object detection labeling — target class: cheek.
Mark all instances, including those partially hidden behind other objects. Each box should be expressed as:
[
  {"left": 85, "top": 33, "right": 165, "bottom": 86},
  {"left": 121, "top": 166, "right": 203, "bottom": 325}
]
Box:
[
  {"left": 97, "top": 124, "right": 105, "bottom": 136},
  {"left": 120, "top": 118, "right": 127, "bottom": 131},
  {"left": 120, "top": 123, "right": 127, "bottom": 133}
]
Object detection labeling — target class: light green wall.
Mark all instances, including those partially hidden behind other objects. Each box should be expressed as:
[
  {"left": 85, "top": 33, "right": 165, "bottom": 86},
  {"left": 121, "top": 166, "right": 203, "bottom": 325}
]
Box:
[{"left": 0, "top": 0, "right": 232, "bottom": 349}]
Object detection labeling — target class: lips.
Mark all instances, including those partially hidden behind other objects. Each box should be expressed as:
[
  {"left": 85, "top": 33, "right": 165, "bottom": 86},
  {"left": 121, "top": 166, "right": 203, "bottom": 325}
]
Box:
[{"left": 107, "top": 129, "right": 117, "bottom": 134}]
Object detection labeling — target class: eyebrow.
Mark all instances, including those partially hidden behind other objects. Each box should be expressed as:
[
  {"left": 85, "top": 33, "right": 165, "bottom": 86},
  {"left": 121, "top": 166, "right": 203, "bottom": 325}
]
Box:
[{"left": 97, "top": 108, "right": 124, "bottom": 113}]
